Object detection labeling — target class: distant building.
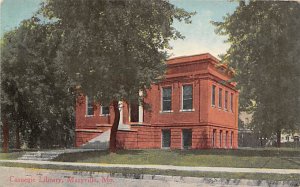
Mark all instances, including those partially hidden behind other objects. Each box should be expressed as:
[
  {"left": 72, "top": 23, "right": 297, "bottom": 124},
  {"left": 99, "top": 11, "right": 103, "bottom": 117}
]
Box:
[
  {"left": 281, "top": 133, "right": 300, "bottom": 143},
  {"left": 239, "top": 112, "right": 300, "bottom": 147},
  {"left": 75, "top": 53, "right": 239, "bottom": 149}
]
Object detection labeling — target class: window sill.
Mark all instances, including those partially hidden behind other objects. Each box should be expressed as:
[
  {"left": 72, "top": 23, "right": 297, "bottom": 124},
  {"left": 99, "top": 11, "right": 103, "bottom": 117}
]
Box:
[
  {"left": 85, "top": 115, "right": 94, "bottom": 117},
  {"left": 160, "top": 110, "right": 173, "bottom": 113},
  {"left": 100, "top": 114, "right": 110, "bottom": 117},
  {"left": 180, "top": 109, "right": 195, "bottom": 112}
]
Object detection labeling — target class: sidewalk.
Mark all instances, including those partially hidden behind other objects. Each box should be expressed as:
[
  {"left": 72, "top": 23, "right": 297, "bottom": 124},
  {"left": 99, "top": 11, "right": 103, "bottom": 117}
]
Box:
[{"left": 1, "top": 159, "right": 300, "bottom": 174}]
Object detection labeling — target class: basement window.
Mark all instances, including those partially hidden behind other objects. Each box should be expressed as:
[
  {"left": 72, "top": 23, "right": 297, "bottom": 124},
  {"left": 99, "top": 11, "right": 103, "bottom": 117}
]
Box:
[
  {"left": 182, "top": 129, "right": 192, "bottom": 149},
  {"left": 162, "top": 129, "right": 171, "bottom": 148},
  {"left": 231, "top": 132, "right": 234, "bottom": 148},
  {"left": 220, "top": 130, "right": 223, "bottom": 148},
  {"left": 225, "top": 131, "right": 228, "bottom": 148},
  {"left": 212, "top": 129, "right": 216, "bottom": 148}
]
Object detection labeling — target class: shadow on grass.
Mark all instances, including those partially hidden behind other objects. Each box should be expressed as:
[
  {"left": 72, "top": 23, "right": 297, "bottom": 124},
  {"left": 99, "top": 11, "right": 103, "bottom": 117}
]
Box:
[
  {"left": 53, "top": 149, "right": 145, "bottom": 162},
  {"left": 53, "top": 148, "right": 300, "bottom": 163},
  {"left": 175, "top": 148, "right": 300, "bottom": 157},
  {"left": 280, "top": 157, "right": 300, "bottom": 167}
]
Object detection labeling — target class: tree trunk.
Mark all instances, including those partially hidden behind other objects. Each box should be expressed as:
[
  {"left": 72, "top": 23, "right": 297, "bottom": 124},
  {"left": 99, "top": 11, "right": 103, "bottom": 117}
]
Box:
[
  {"left": 109, "top": 100, "right": 120, "bottom": 152},
  {"left": 2, "top": 115, "right": 9, "bottom": 153},
  {"left": 15, "top": 124, "right": 20, "bottom": 149},
  {"left": 276, "top": 130, "right": 281, "bottom": 148}
]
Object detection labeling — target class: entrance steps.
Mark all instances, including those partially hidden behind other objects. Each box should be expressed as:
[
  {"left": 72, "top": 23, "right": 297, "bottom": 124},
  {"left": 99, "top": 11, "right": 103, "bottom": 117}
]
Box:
[{"left": 18, "top": 149, "right": 97, "bottom": 161}]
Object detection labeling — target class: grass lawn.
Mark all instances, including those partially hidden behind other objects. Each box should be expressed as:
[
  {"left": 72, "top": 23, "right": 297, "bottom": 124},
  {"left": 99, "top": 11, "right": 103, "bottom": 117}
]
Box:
[
  {"left": 54, "top": 148, "right": 300, "bottom": 169},
  {"left": 1, "top": 148, "right": 300, "bottom": 182},
  {"left": 0, "top": 152, "right": 24, "bottom": 160}
]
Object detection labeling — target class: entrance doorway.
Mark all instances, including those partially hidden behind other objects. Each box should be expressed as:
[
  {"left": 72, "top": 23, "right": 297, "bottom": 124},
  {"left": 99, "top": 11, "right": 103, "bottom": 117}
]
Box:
[{"left": 130, "top": 103, "right": 139, "bottom": 122}]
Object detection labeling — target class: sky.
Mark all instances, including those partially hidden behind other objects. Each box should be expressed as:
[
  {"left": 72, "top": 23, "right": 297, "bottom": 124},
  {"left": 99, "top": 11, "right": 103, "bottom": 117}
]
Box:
[{"left": 0, "top": 0, "right": 238, "bottom": 58}]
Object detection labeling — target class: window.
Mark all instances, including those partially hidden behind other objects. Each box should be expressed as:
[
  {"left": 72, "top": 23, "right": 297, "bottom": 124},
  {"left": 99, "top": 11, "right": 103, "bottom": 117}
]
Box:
[
  {"left": 182, "top": 129, "right": 192, "bottom": 149},
  {"left": 218, "top": 88, "right": 222, "bottom": 108},
  {"left": 162, "top": 87, "right": 172, "bottom": 112},
  {"left": 162, "top": 129, "right": 171, "bottom": 148},
  {"left": 212, "top": 129, "right": 216, "bottom": 148},
  {"left": 212, "top": 85, "right": 216, "bottom": 106},
  {"left": 286, "top": 136, "right": 289, "bottom": 141},
  {"left": 225, "top": 131, "right": 228, "bottom": 148},
  {"left": 182, "top": 85, "right": 193, "bottom": 110},
  {"left": 86, "top": 96, "right": 94, "bottom": 116},
  {"left": 230, "top": 132, "right": 233, "bottom": 148},
  {"left": 101, "top": 106, "right": 109, "bottom": 115},
  {"left": 230, "top": 93, "right": 234, "bottom": 111},
  {"left": 220, "top": 130, "right": 223, "bottom": 148},
  {"left": 225, "top": 91, "right": 228, "bottom": 110}
]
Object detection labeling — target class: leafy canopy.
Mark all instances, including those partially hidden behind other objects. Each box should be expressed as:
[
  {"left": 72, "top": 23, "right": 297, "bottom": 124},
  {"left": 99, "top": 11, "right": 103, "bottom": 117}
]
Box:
[
  {"left": 41, "top": 0, "right": 195, "bottom": 104},
  {"left": 213, "top": 1, "right": 300, "bottom": 137},
  {"left": 1, "top": 18, "right": 75, "bottom": 148}
]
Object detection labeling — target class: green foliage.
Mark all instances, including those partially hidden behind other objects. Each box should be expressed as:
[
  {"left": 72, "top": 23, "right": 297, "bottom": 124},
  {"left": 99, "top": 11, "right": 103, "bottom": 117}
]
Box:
[
  {"left": 213, "top": 1, "right": 300, "bottom": 139},
  {"left": 41, "top": 0, "right": 194, "bottom": 104},
  {"left": 1, "top": 18, "right": 75, "bottom": 148},
  {"left": 1, "top": 0, "right": 193, "bottom": 149}
]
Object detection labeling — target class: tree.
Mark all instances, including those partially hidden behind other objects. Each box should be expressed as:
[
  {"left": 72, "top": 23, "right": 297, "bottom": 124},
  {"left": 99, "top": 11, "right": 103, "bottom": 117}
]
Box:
[
  {"left": 41, "top": 0, "right": 194, "bottom": 152},
  {"left": 213, "top": 1, "right": 300, "bottom": 147},
  {"left": 1, "top": 18, "right": 75, "bottom": 150}
]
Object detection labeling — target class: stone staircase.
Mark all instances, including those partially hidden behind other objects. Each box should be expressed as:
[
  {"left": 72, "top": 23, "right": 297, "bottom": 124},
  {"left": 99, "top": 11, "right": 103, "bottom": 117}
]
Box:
[
  {"left": 18, "top": 151, "right": 60, "bottom": 161},
  {"left": 18, "top": 125, "right": 132, "bottom": 161},
  {"left": 18, "top": 149, "right": 97, "bottom": 161}
]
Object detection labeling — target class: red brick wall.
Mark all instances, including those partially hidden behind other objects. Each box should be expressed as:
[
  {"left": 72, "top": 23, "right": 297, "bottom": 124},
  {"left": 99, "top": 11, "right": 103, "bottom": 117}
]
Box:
[
  {"left": 76, "top": 95, "right": 112, "bottom": 129},
  {"left": 192, "top": 126, "right": 210, "bottom": 149},
  {"left": 116, "top": 130, "right": 138, "bottom": 149},
  {"left": 147, "top": 81, "right": 201, "bottom": 127},
  {"left": 207, "top": 127, "right": 238, "bottom": 149},
  {"left": 207, "top": 79, "right": 238, "bottom": 129},
  {"left": 116, "top": 125, "right": 238, "bottom": 150},
  {"left": 75, "top": 53, "right": 239, "bottom": 149},
  {"left": 117, "top": 126, "right": 161, "bottom": 149}
]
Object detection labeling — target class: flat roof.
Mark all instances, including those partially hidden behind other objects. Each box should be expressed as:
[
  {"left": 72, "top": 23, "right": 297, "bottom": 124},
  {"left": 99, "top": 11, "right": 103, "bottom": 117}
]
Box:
[
  {"left": 167, "top": 52, "right": 234, "bottom": 75},
  {"left": 167, "top": 53, "right": 220, "bottom": 65}
]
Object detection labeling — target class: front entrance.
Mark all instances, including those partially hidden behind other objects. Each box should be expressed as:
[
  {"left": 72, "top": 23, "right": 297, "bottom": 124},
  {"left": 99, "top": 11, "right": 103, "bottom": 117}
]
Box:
[
  {"left": 130, "top": 103, "right": 139, "bottom": 122},
  {"left": 182, "top": 129, "right": 192, "bottom": 149}
]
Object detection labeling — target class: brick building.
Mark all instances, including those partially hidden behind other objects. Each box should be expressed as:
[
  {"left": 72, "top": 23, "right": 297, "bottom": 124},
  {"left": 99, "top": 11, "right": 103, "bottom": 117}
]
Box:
[{"left": 75, "top": 53, "right": 239, "bottom": 149}]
